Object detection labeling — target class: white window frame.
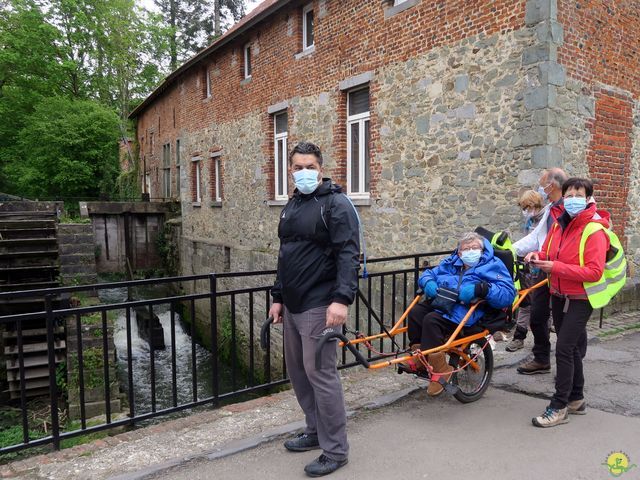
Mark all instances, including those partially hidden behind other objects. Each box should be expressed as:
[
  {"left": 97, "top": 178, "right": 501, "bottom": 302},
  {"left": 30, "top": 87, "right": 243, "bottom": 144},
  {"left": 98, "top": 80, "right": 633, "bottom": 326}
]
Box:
[
  {"left": 192, "top": 157, "right": 201, "bottom": 203},
  {"left": 214, "top": 158, "right": 222, "bottom": 202},
  {"left": 302, "top": 3, "right": 314, "bottom": 51},
  {"left": 205, "top": 68, "right": 212, "bottom": 98},
  {"left": 144, "top": 173, "right": 151, "bottom": 197},
  {"left": 273, "top": 112, "right": 288, "bottom": 201},
  {"left": 244, "top": 43, "right": 252, "bottom": 79},
  {"left": 346, "top": 88, "right": 371, "bottom": 198},
  {"left": 175, "top": 139, "right": 181, "bottom": 197},
  {"left": 162, "top": 143, "right": 171, "bottom": 198}
]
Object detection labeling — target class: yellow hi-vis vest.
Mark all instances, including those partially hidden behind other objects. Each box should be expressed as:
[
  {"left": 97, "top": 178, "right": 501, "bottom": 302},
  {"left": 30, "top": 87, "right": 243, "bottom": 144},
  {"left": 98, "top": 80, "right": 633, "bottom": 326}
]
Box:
[
  {"left": 579, "top": 223, "right": 627, "bottom": 309},
  {"left": 490, "top": 231, "right": 521, "bottom": 297}
]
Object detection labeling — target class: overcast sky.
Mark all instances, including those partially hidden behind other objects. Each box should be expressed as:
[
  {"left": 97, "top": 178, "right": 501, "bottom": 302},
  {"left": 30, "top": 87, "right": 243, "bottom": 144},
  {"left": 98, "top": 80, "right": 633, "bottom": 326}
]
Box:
[{"left": 139, "top": 0, "right": 261, "bottom": 15}]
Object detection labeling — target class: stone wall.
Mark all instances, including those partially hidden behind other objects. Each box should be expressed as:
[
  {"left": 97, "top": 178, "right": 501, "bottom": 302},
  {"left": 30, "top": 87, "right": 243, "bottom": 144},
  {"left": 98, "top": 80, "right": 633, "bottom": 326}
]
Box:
[
  {"left": 134, "top": 0, "right": 640, "bottom": 316},
  {"left": 58, "top": 224, "right": 98, "bottom": 285}
]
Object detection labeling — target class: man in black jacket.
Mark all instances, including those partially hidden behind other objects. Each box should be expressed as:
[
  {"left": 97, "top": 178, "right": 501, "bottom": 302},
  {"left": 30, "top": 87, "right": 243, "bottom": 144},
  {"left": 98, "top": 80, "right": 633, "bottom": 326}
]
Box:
[{"left": 268, "top": 142, "right": 360, "bottom": 477}]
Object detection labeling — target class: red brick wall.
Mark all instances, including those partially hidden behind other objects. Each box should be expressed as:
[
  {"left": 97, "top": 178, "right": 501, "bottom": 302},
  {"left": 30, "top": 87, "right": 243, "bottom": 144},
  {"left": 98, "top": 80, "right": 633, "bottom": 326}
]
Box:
[
  {"left": 135, "top": 0, "right": 526, "bottom": 199},
  {"left": 558, "top": 1, "right": 640, "bottom": 98},
  {"left": 558, "top": 1, "right": 639, "bottom": 242},
  {"left": 585, "top": 89, "right": 633, "bottom": 242}
]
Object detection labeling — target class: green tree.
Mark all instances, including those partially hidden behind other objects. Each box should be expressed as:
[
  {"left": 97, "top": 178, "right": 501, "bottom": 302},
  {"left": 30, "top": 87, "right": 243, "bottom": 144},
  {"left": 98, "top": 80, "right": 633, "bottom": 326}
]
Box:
[
  {"left": 0, "top": 0, "right": 66, "bottom": 191},
  {"left": 213, "top": 0, "right": 246, "bottom": 38},
  {"left": 154, "top": 0, "right": 247, "bottom": 70},
  {"left": 8, "top": 97, "right": 120, "bottom": 202}
]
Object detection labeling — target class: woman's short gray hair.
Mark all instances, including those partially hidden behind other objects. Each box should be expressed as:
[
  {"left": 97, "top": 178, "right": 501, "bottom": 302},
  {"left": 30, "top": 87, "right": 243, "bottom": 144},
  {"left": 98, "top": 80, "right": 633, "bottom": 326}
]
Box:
[{"left": 458, "top": 232, "right": 484, "bottom": 249}]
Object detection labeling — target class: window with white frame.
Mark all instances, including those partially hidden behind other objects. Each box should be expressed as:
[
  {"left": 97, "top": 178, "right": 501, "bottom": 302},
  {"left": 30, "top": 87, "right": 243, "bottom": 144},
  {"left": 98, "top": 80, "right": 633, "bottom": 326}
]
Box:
[
  {"left": 192, "top": 157, "right": 201, "bottom": 203},
  {"left": 175, "top": 139, "right": 181, "bottom": 196},
  {"left": 213, "top": 157, "right": 222, "bottom": 202},
  {"left": 244, "top": 43, "right": 252, "bottom": 78},
  {"left": 347, "top": 87, "right": 371, "bottom": 197},
  {"left": 205, "top": 68, "right": 212, "bottom": 98},
  {"left": 143, "top": 173, "right": 151, "bottom": 197},
  {"left": 302, "top": 3, "right": 314, "bottom": 51},
  {"left": 162, "top": 143, "right": 171, "bottom": 198},
  {"left": 273, "top": 112, "right": 288, "bottom": 200}
]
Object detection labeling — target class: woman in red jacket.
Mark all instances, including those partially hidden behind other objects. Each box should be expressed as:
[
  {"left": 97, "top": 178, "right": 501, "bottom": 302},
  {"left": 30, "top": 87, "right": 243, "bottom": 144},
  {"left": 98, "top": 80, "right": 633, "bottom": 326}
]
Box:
[{"left": 525, "top": 177, "right": 610, "bottom": 428}]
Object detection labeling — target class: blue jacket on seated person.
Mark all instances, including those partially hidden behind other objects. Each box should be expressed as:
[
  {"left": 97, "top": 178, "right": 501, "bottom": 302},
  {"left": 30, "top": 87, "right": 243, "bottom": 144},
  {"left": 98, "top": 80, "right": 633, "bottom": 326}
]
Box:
[{"left": 418, "top": 238, "right": 516, "bottom": 327}]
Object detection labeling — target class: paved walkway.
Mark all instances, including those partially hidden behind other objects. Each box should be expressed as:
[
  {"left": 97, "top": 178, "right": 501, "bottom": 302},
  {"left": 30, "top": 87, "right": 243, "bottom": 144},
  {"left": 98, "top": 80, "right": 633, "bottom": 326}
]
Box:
[{"left": 2, "top": 309, "right": 639, "bottom": 480}]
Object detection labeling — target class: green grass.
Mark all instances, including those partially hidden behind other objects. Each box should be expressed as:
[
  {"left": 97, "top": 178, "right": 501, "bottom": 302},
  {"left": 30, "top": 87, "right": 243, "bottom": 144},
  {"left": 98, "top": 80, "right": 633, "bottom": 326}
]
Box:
[{"left": 597, "top": 322, "right": 640, "bottom": 337}]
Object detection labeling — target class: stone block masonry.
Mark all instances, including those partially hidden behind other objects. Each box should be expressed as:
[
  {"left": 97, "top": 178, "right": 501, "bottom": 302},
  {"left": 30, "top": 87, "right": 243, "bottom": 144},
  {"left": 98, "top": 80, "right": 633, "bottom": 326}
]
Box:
[
  {"left": 57, "top": 224, "right": 97, "bottom": 285},
  {"left": 130, "top": 0, "right": 640, "bottom": 275}
]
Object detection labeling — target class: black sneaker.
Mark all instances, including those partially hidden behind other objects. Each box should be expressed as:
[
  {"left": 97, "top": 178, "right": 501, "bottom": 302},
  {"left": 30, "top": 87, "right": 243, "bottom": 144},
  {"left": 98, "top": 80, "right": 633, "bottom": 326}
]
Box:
[
  {"left": 284, "top": 433, "right": 320, "bottom": 452},
  {"left": 517, "top": 360, "right": 551, "bottom": 375},
  {"left": 304, "top": 454, "right": 348, "bottom": 477}
]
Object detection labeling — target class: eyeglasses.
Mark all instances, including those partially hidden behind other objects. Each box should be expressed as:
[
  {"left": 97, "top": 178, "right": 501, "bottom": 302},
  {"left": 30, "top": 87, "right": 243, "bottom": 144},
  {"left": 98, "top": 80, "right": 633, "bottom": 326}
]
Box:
[{"left": 459, "top": 244, "right": 483, "bottom": 252}]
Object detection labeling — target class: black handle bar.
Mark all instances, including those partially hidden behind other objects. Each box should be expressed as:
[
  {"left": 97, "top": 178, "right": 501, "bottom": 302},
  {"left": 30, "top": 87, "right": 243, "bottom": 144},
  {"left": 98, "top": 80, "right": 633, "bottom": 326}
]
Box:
[
  {"left": 260, "top": 316, "right": 274, "bottom": 350},
  {"left": 315, "top": 330, "right": 370, "bottom": 370}
]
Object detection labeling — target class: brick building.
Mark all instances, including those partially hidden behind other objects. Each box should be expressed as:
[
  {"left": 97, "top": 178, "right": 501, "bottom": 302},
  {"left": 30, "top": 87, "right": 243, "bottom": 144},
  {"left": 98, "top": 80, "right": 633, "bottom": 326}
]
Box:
[{"left": 129, "top": 0, "right": 640, "bottom": 276}]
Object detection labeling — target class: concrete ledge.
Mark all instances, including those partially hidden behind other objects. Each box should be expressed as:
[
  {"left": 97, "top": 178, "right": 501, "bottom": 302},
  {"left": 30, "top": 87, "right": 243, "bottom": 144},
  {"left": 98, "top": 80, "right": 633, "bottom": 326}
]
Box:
[
  {"left": 266, "top": 199, "right": 288, "bottom": 207},
  {"left": 267, "top": 100, "right": 289, "bottom": 115},
  {"left": 384, "top": 0, "right": 420, "bottom": 19},
  {"left": 294, "top": 45, "right": 315, "bottom": 60},
  {"left": 85, "top": 202, "right": 174, "bottom": 215},
  {"left": 339, "top": 71, "right": 374, "bottom": 91}
]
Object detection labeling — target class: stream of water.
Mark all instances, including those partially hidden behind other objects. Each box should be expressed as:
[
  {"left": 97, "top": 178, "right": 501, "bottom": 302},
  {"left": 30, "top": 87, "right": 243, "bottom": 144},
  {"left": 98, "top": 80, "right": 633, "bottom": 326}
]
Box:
[{"left": 100, "top": 287, "right": 216, "bottom": 416}]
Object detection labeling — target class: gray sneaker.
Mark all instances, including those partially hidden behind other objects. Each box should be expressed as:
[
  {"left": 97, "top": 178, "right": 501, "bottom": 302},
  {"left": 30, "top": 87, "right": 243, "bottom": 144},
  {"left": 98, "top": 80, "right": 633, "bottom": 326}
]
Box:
[
  {"left": 532, "top": 406, "right": 569, "bottom": 428},
  {"left": 568, "top": 399, "right": 587, "bottom": 415},
  {"left": 505, "top": 339, "right": 524, "bottom": 352}
]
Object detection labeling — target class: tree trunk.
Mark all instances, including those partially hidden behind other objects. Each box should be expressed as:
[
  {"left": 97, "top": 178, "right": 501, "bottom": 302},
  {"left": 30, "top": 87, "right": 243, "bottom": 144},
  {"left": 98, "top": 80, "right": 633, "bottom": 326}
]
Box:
[
  {"left": 214, "top": 0, "right": 221, "bottom": 37},
  {"left": 170, "top": 0, "right": 177, "bottom": 70}
]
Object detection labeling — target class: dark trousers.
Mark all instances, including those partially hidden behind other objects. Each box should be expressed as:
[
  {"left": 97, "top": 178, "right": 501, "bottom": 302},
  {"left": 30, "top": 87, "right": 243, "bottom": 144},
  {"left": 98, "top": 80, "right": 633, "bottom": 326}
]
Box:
[
  {"left": 530, "top": 283, "right": 551, "bottom": 364},
  {"left": 549, "top": 296, "right": 592, "bottom": 409},
  {"left": 407, "top": 302, "right": 456, "bottom": 350}
]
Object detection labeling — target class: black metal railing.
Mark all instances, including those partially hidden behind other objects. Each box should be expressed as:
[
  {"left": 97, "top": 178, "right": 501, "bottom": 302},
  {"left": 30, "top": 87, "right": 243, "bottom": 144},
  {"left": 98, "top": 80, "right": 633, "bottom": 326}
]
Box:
[{"left": 0, "top": 251, "right": 450, "bottom": 455}]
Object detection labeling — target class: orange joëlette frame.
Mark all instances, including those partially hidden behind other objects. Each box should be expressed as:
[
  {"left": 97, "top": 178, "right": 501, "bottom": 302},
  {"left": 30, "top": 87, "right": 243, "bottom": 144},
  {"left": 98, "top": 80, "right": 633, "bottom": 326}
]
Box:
[{"left": 339, "top": 279, "right": 549, "bottom": 371}]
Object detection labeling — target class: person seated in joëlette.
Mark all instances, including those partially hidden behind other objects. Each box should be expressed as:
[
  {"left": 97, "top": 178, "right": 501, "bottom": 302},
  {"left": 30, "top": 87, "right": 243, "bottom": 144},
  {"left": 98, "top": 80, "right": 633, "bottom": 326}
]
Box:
[{"left": 407, "top": 231, "right": 517, "bottom": 396}]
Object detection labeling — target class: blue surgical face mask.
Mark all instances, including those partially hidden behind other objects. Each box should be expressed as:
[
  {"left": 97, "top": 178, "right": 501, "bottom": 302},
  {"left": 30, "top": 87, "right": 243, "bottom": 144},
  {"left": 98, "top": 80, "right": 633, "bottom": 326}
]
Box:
[
  {"left": 293, "top": 168, "right": 320, "bottom": 194},
  {"left": 460, "top": 249, "right": 482, "bottom": 267},
  {"left": 537, "top": 185, "right": 549, "bottom": 202},
  {"left": 564, "top": 197, "right": 587, "bottom": 217}
]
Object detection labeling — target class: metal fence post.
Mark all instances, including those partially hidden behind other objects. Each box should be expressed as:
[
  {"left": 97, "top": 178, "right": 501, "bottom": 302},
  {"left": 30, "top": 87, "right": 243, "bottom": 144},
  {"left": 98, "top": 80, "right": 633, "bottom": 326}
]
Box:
[
  {"left": 209, "top": 274, "right": 219, "bottom": 402},
  {"left": 45, "top": 295, "right": 60, "bottom": 451}
]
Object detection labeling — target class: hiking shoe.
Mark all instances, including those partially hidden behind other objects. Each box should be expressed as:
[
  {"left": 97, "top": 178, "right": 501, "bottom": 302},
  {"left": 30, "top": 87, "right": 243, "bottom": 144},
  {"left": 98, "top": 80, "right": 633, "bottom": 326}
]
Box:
[
  {"left": 517, "top": 360, "right": 551, "bottom": 375},
  {"left": 568, "top": 399, "right": 587, "bottom": 415},
  {"left": 532, "top": 406, "right": 569, "bottom": 428},
  {"left": 505, "top": 339, "right": 524, "bottom": 352},
  {"left": 304, "top": 454, "right": 348, "bottom": 477},
  {"left": 284, "top": 433, "right": 320, "bottom": 452}
]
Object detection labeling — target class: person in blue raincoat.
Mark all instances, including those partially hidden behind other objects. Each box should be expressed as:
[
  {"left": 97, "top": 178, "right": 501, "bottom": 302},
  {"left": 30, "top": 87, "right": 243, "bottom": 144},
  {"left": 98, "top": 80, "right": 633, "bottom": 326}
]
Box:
[{"left": 407, "top": 232, "right": 516, "bottom": 396}]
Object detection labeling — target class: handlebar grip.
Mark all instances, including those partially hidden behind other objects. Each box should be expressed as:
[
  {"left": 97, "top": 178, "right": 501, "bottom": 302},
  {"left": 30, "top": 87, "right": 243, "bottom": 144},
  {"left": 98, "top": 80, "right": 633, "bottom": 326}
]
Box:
[
  {"left": 315, "top": 330, "right": 370, "bottom": 370},
  {"left": 260, "top": 316, "right": 274, "bottom": 350}
]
